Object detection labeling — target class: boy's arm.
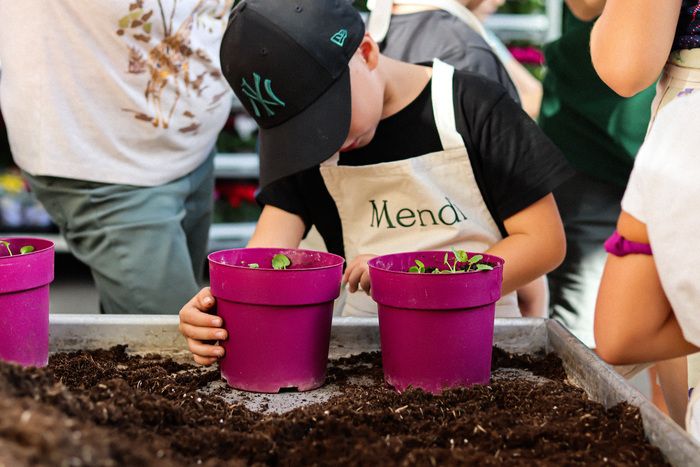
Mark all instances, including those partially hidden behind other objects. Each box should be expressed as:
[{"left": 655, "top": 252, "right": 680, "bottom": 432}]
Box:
[
  {"left": 517, "top": 276, "right": 549, "bottom": 318},
  {"left": 246, "top": 204, "right": 307, "bottom": 248},
  {"left": 179, "top": 205, "right": 306, "bottom": 365},
  {"left": 594, "top": 211, "right": 699, "bottom": 365},
  {"left": 591, "top": 0, "right": 682, "bottom": 97},
  {"left": 484, "top": 194, "right": 566, "bottom": 296}
]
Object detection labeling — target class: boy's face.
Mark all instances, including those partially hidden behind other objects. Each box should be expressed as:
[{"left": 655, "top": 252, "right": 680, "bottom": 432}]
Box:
[{"left": 339, "top": 37, "right": 384, "bottom": 153}]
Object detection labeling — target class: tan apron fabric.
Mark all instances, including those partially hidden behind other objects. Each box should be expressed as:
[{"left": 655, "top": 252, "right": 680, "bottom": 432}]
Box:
[
  {"left": 319, "top": 59, "right": 519, "bottom": 318},
  {"left": 649, "top": 49, "right": 700, "bottom": 131}
]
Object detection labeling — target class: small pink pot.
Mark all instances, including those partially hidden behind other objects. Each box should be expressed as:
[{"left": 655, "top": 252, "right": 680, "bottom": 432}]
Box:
[
  {"left": 0, "top": 237, "right": 55, "bottom": 367},
  {"left": 368, "top": 251, "right": 504, "bottom": 393},
  {"left": 208, "top": 247, "right": 344, "bottom": 393}
]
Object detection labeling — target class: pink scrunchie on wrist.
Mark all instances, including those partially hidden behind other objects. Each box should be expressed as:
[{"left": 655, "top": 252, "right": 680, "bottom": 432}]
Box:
[{"left": 604, "top": 231, "right": 652, "bottom": 257}]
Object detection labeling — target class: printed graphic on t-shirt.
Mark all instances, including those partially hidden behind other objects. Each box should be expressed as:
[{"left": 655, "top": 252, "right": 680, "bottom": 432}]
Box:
[
  {"left": 675, "top": 0, "right": 700, "bottom": 50},
  {"left": 117, "top": 0, "right": 233, "bottom": 132},
  {"left": 369, "top": 198, "right": 468, "bottom": 229}
]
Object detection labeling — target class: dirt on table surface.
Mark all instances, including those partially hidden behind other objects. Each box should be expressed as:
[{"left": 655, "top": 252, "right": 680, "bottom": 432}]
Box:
[{"left": 0, "top": 346, "right": 668, "bottom": 466}]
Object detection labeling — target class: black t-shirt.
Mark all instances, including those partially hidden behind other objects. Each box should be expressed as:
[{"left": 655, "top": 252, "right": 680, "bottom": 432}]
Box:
[
  {"left": 257, "top": 70, "right": 573, "bottom": 258},
  {"left": 381, "top": 10, "right": 520, "bottom": 104}
]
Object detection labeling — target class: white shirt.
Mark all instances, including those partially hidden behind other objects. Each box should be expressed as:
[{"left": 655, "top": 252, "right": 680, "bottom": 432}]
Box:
[
  {"left": 0, "top": 0, "right": 233, "bottom": 186},
  {"left": 621, "top": 89, "right": 700, "bottom": 347}
]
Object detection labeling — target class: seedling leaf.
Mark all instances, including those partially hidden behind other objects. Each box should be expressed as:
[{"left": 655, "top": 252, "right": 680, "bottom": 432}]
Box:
[
  {"left": 248, "top": 263, "right": 260, "bottom": 269},
  {"left": 476, "top": 264, "right": 493, "bottom": 271},
  {"left": 468, "top": 254, "right": 483, "bottom": 265},
  {"left": 19, "top": 245, "right": 35, "bottom": 255},
  {"left": 453, "top": 249, "right": 469, "bottom": 263},
  {"left": 0, "top": 240, "right": 12, "bottom": 256},
  {"left": 271, "top": 253, "right": 291, "bottom": 270},
  {"left": 408, "top": 259, "right": 426, "bottom": 273},
  {"left": 432, "top": 269, "right": 441, "bottom": 274}
]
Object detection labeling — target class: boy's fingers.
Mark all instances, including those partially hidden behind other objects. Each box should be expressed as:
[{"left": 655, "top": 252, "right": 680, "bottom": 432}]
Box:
[
  {"left": 180, "top": 323, "right": 227, "bottom": 341},
  {"left": 342, "top": 261, "right": 358, "bottom": 283},
  {"left": 360, "top": 271, "right": 371, "bottom": 294},
  {"left": 180, "top": 306, "right": 223, "bottom": 328},
  {"left": 346, "top": 266, "right": 365, "bottom": 293},
  {"left": 194, "top": 287, "right": 216, "bottom": 310},
  {"left": 193, "top": 355, "right": 219, "bottom": 366},
  {"left": 187, "top": 338, "right": 225, "bottom": 359}
]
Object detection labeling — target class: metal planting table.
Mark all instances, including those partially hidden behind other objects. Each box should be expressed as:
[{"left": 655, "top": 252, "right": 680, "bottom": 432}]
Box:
[{"left": 49, "top": 315, "right": 700, "bottom": 466}]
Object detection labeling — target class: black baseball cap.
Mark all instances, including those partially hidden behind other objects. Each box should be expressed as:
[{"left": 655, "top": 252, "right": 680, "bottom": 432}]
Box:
[{"left": 220, "top": 0, "right": 365, "bottom": 188}]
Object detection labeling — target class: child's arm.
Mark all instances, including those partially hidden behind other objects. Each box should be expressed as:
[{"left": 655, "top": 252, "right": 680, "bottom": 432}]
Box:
[
  {"left": 517, "top": 276, "right": 549, "bottom": 318},
  {"left": 590, "top": 0, "right": 682, "bottom": 97},
  {"left": 178, "top": 205, "right": 306, "bottom": 365},
  {"left": 594, "top": 211, "right": 699, "bottom": 365},
  {"left": 484, "top": 194, "right": 566, "bottom": 296}
]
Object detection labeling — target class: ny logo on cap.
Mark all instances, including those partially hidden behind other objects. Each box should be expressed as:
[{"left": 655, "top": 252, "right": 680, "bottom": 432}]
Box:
[
  {"left": 241, "top": 72, "right": 286, "bottom": 118},
  {"left": 330, "top": 29, "right": 348, "bottom": 47}
]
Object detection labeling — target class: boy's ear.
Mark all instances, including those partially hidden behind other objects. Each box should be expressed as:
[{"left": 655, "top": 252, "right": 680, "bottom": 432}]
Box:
[{"left": 357, "top": 33, "right": 380, "bottom": 71}]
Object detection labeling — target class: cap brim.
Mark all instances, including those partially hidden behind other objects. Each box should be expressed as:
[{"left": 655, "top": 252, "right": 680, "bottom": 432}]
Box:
[{"left": 257, "top": 67, "right": 351, "bottom": 188}]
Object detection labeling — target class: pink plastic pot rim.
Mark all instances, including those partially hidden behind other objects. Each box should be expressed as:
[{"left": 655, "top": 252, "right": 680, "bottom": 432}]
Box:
[{"left": 208, "top": 247, "right": 344, "bottom": 272}]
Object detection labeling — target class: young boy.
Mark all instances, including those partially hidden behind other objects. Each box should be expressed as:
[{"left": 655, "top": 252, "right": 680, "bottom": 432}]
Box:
[{"left": 179, "top": 0, "right": 571, "bottom": 365}]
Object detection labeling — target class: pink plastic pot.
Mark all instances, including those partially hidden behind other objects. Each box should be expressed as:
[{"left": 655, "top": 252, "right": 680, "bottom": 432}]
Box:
[
  {"left": 0, "top": 237, "right": 55, "bottom": 367},
  {"left": 368, "top": 251, "right": 504, "bottom": 393},
  {"left": 208, "top": 247, "right": 344, "bottom": 393}
]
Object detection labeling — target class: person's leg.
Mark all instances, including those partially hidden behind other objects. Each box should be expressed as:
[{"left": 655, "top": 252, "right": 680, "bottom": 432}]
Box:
[
  {"left": 655, "top": 357, "right": 689, "bottom": 427},
  {"left": 548, "top": 171, "right": 625, "bottom": 347},
  {"left": 24, "top": 172, "right": 201, "bottom": 314},
  {"left": 182, "top": 149, "right": 215, "bottom": 285}
]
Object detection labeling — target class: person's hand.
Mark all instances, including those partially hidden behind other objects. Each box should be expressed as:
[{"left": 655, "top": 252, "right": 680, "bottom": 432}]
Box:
[
  {"left": 343, "top": 254, "right": 377, "bottom": 294},
  {"left": 178, "top": 287, "right": 227, "bottom": 365}
]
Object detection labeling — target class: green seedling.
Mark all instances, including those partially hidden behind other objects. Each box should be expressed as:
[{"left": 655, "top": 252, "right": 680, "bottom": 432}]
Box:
[
  {"left": 271, "top": 253, "right": 291, "bottom": 270},
  {"left": 408, "top": 259, "right": 425, "bottom": 273},
  {"left": 408, "top": 248, "right": 494, "bottom": 273},
  {"left": 248, "top": 263, "right": 260, "bottom": 269},
  {"left": 0, "top": 241, "right": 34, "bottom": 257}
]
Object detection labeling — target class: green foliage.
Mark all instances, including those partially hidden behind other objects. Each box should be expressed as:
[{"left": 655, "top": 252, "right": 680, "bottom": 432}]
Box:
[
  {"left": 408, "top": 259, "right": 425, "bottom": 273},
  {"left": 248, "top": 263, "right": 260, "bottom": 269},
  {"left": 271, "top": 253, "right": 291, "bottom": 270},
  {"left": 1, "top": 241, "right": 35, "bottom": 257},
  {"left": 408, "top": 248, "right": 494, "bottom": 273}
]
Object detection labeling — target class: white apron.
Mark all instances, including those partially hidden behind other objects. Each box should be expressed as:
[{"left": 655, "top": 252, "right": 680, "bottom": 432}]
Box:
[{"left": 320, "top": 59, "right": 520, "bottom": 318}]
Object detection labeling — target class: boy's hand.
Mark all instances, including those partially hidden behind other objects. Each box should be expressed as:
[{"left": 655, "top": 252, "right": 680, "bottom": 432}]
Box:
[
  {"left": 178, "top": 287, "right": 227, "bottom": 366},
  {"left": 343, "top": 254, "right": 377, "bottom": 294}
]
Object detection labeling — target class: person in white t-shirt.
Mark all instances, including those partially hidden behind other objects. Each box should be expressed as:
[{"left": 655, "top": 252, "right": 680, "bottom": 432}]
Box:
[
  {"left": 592, "top": 0, "right": 700, "bottom": 436},
  {"left": 0, "top": 0, "right": 233, "bottom": 313}
]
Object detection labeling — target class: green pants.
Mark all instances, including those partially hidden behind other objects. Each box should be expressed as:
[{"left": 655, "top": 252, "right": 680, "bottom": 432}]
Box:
[{"left": 23, "top": 153, "right": 214, "bottom": 314}]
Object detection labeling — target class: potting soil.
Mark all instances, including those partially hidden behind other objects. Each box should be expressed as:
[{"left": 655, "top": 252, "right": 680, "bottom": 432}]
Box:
[{"left": 0, "top": 346, "right": 668, "bottom": 466}]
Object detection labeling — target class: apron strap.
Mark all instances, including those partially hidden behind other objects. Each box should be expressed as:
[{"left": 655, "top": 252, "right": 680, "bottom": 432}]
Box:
[{"left": 431, "top": 59, "right": 466, "bottom": 151}]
